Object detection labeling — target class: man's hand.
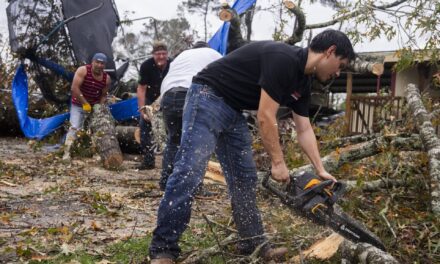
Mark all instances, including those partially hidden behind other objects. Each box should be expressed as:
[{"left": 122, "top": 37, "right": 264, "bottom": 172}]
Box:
[
  {"left": 82, "top": 103, "right": 92, "bottom": 113},
  {"left": 317, "top": 170, "right": 337, "bottom": 182},
  {"left": 139, "top": 105, "right": 154, "bottom": 121},
  {"left": 271, "top": 162, "right": 290, "bottom": 184}
]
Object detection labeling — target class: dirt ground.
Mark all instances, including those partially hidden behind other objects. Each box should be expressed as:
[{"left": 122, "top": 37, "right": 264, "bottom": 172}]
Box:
[{"left": 0, "top": 137, "right": 232, "bottom": 263}]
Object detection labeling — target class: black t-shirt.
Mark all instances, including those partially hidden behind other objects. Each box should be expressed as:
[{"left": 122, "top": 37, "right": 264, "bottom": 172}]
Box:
[
  {"left": 138, "top": 57, "right": 172, "bottom": 103},
  {"left": 194, "top": 41, "right": 311, "bottom": 116}
]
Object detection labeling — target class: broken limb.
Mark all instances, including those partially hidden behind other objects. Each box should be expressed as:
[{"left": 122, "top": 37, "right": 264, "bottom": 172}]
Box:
[
  {"left": 320, "top": 133, "right": 379, "bottom": 150},
  {"left": 406, "top": 83, "right": 440, "bottom": 214},
  {"left": 340, "top": 239, "right": 399, "bottom": 264},
  {"left": 290, "top": 134, "right": 423, "bottom": 176},
  {"left": 344, "top": 178, "right": 406, "bottom": 192}
]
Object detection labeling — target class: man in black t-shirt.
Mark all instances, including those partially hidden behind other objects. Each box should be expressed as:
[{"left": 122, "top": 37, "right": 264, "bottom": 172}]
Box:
[
  {"left": 136, "top": 41, "right": 172, "bottom": 170},
  {"left": 149, "top": 30, "right": 355, "bottom": 264}
]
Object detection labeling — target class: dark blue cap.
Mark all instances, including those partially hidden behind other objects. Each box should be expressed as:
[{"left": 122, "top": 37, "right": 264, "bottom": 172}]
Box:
[{"left": 92, "top": 53, "right": 107, "bottom": 63}]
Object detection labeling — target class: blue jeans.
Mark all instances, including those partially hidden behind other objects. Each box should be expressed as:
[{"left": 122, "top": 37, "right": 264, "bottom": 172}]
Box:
[
  {"left": 139, "top": 98, "right": 155, "bottom": 166},
  {"left": 160, "top": 87, "right": 187, "bottom": 191},
  {"left": 149, "top": 83, "right": 266, "bottom": 259}
]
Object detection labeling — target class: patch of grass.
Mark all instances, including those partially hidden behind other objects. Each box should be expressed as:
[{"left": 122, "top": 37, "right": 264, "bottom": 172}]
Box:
[
  {"left": 180, "top": 223, "right": 218, "bottom": 251},
  {"left": 106, "top": 235, "right": 152, "bottom": 263}
]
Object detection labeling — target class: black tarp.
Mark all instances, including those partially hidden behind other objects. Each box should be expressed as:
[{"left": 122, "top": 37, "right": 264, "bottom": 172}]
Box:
[
  {"left": 6, "top": 0, "right": 119, "bottom": 71},
  {"left": 61, "top": 0, "right": 119, "bottom": 71}
]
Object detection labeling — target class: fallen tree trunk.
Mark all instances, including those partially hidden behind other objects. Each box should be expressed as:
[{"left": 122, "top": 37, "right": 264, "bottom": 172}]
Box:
[
  {"left": 406, "top": 83, "right": 440, "bottom": 214},
  {"left": 89, "top": 104, "right": 123, "bottom": 170}
]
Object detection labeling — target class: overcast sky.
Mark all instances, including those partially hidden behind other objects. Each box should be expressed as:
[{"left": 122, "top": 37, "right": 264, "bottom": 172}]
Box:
[{"left": 0, "top": 0, "right": 405, "bottom": 53}]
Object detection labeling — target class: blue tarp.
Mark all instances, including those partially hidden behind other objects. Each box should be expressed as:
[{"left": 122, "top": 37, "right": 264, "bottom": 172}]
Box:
[
  {"left": 208, "top": 0, "right": 256, "bottom": 55},
  {"left": 11, "top": 0, "right": 256, "bottom": 140}
]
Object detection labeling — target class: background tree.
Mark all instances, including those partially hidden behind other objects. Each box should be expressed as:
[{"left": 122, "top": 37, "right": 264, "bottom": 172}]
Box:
[{"left": 180, "top": 0, "right": 220, "bottom": 42}]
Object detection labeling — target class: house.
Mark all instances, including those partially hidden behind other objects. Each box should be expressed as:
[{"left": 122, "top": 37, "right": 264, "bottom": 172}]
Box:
[{"left": 322, "top": 50, "right": 439, "bottom": 135}]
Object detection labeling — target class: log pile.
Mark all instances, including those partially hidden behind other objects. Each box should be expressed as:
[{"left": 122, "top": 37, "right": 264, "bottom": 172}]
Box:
[{"left": 89, "top": 104, "right": 123, "bottom": 170}]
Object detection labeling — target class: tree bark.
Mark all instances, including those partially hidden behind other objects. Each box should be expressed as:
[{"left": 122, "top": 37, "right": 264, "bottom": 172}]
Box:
[
  {"left": 321, "top": 133, "right": 379, "bottom": 150},
  {"left": 89, "top": 104, "right": 123, "bottom": 170},
  {"left": 340, "top": 239, "right": 399, "bottom": 264},
  {"left": 151, "top": 108, "right": 166, "bottom": 153},
  {"left": 344, "top": 179, "right": 406, "bottom": 192},
  {"left": 405, "top": 83, "right": 440, "bottom": 214}
]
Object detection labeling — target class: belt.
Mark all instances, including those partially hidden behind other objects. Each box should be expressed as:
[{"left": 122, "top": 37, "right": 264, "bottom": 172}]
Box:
[{"left": 168, "top": 86, "right": 188, "bottom": 93}]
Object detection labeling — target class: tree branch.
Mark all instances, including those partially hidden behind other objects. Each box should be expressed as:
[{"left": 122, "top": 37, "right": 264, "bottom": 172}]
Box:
[
  {"left": 305, "top": 0, "right": 408, "bottom": 30},
  {"left": 405, "top": 83, "right": 440, "bottom": 215}
]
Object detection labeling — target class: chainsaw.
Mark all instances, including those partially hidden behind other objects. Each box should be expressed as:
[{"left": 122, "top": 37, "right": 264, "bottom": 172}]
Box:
[{"left": 262, "top": 172, "right": 386, "bottom": 251}]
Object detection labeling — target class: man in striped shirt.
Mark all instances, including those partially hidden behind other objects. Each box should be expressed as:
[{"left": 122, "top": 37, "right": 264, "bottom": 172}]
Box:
[{"left": 63, "top": 53, "right": 111, "bottom": 161}]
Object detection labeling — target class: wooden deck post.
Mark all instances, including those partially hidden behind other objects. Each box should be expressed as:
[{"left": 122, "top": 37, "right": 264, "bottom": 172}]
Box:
[{"left": 345, "top": 73, "right": 353, "bottom": 135}]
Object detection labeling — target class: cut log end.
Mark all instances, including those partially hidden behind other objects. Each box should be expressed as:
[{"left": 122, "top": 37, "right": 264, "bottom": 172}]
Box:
[
  {"left": 283, "top": 0, "right": 296, "bottom": 9},
  {"left": 103, "top": 155, "right": 124, "bottom": 170},
  {"left": 219, "top": 9, "right": 233, "bottom": 21},
  {"left": 134, "top": 127, "right": 141, "bottom": 144},
  {"left": 291, "top": 233, "right": 344, "bottom": 262},
  {"left": 372, "top": 63, "right": 385, "bottom": 76}
]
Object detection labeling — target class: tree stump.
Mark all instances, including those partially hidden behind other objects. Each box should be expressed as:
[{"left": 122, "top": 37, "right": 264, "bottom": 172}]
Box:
[{"left": 89, "top": 104, "right": 123, "bottom": 170}]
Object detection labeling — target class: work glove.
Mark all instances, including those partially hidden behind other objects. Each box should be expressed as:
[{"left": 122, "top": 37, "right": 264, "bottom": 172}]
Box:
[
  {"left": 82, "top": 103, "right": 92, "bottom": 113},
  {"left": 139, "top": 105, "right": 154, "bottom": 121}
]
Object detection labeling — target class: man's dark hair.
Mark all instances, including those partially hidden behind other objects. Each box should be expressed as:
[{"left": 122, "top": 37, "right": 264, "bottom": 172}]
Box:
[
  {"left": 310, "top": 29, "right": 355, "bottom": 62},
  {"left": 192, "top": 41, "right": 209, "bottom": 49}
]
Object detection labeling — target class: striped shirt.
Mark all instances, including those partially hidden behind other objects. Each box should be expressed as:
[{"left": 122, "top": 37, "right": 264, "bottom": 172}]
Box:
[{"left": 72, "top": 64, "right": 107, "bottom": 106}]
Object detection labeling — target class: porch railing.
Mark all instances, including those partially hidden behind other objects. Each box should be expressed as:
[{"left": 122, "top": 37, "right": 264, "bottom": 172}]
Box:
[{"left": 348, "top": 96, "right": 404, "bottom": 135}]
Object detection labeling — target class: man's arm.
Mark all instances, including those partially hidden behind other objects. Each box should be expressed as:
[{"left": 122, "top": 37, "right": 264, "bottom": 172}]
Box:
[
  {"left": 293, "top": 112, "right": 337, "bottom": 182},
  {"left": 257, "top": 89, "right": 290, "bottom": 183},
  {"left": 71, "top": 66, "right": 87, "bottom": 105},
  {"left": 137, "top": 84, "right": 147, "bottom": 109},
  {"left": 100, "top": 75, "right": 111, "bottom": 104}
]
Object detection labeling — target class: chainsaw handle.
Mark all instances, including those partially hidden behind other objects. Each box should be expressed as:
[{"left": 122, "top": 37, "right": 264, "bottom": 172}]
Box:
[
  {"left": 262, "top": 172, "right": 296, "bottom": 205},
  {"left": 327, "top": 181, "right": 346, "bottom": 205}
]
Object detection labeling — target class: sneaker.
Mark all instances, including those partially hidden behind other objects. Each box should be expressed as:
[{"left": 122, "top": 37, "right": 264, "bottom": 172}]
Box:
[
  {"left": 150, "top": 258, "right": 175, "bottom": 264},
  {"left": 136, "top": 163, "right": 155, "bottom": 170},
  {"left": 194, "top": 187, "right": 218, "bottom": 200},
  {"left": 261, "top": 246, "right": 288, "bottom": 262}
]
